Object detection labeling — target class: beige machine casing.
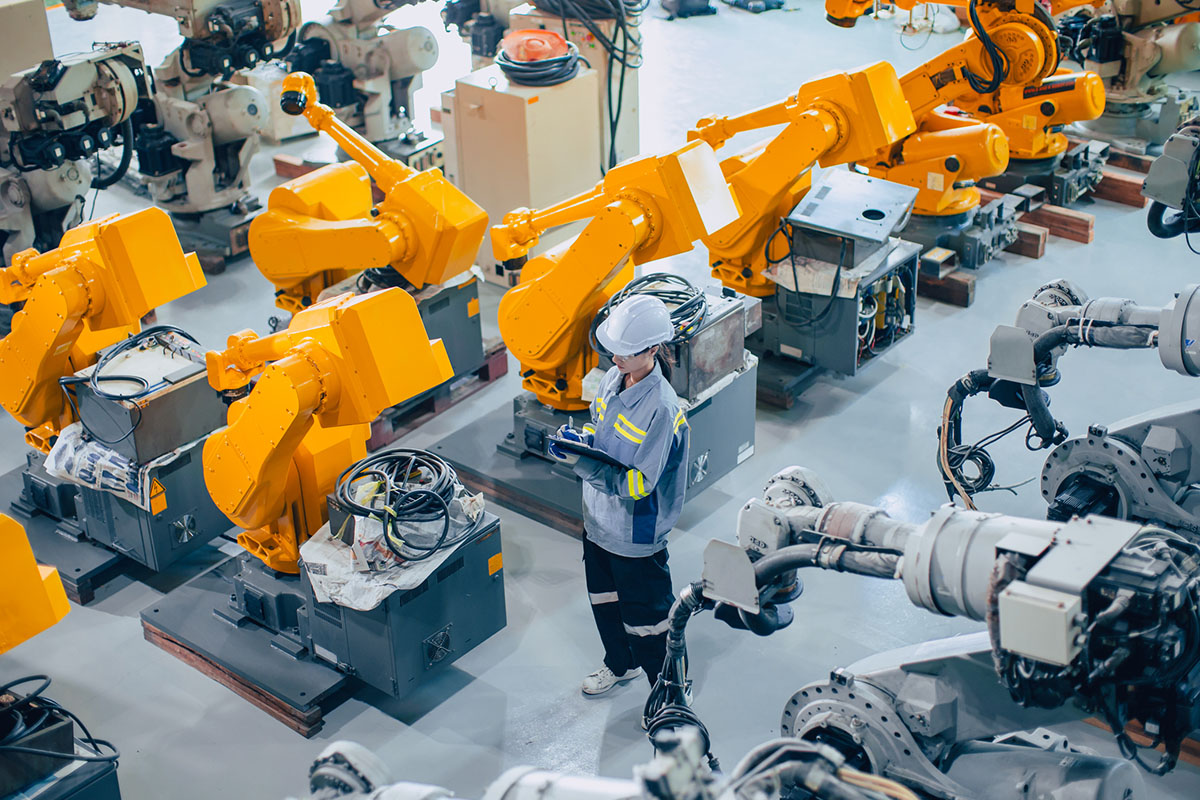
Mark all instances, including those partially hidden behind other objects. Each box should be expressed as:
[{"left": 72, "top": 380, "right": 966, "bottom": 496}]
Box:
[
  {"left": 506, "top": 3, "right": 640, "bottom": 169},
  {"left": 441, "top": 65, "right": 601, "bottom": 286},
  {"left": 0, "top": 0, "right": 51, "bottom": 76}
]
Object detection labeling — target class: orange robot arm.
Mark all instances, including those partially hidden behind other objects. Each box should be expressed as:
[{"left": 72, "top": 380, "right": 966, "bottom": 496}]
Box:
[
  {"left": 492, "top": 140, "right": 740, "bottom": 411},
  {"left": 0, "top": 515, "right": 69, "bottom": 654},
  {"left": 0, "top": 208, "right": 205, "bottom": 451},
  {"left": 203, "top": 287, "right": 454, "bottom": 572},
  {"left": 249, "top": 72, "right": 488, "bottom": 314},
  {"left": 687, "top": 63, "right": 917, "bottom": 296}
]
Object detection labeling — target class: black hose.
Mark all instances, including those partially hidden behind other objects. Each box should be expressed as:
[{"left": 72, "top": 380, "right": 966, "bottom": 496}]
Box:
[
  {"left": 496, "top": 42, "right": 585, "bottom": 86},
  {"left": 1147, "top": 201, "right": 1198, "bottom": 240},
  {"left": 90, "top": 119, "right": 133, "bottom": 190}
]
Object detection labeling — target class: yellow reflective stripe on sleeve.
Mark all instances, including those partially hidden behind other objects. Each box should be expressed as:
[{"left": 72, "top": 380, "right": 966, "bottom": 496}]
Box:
[
  {"left": 582, "top": 423, "right": 595, "bottom": 434},
  {"left": 626, "top": 469, "right": 649, "bottom": 499},
  {"left": 673, "top": 410, "right": 687, "bottom": 433},
  {"left": 613, "top": 420, "right": 645, "bottom": 444},
  {"left": 595, "top": 397, "right": 607, "bottom": 421},
  {"left": 617, "top": 414, "right": 647, "bottom": 437}
]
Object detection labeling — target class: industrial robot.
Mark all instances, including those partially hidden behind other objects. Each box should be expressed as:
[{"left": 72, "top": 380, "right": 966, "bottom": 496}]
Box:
[
  {"left": 287, "top": 0, "right": 441, "bottom": 165},
  {"left": 142, "top": 288, "right": 505, "bottom": 730},
  {"left": 937, "top": 280, "right": 1200, "bottom": 541},
  {"left": 0, "top": 43, "right": 150, "bottom": 265},
  {"left": 62, "top": 0, "right": 302, "bottom": 271},
  {"left": 249, "top": 71, "right": 489, "bottom": 395},
  {"left": 687, "top": 65, "right": 924, "bottom": 395},
  {"left": 1058, "top": 1, "right": 1200, "bottom": 153},
  {"left": 1143, "top": 116, "right": 1199, "bottom": 240},
  {"left": 826, "top": 0, "right": 1109, "bottom": 267},
  {"left": 0, "top": 207, "right": 233, "bottom": 600},
  {"left": 441, "top": 0, "right": 530, "bottom": 68},
  {"left": 646, "top": 467, "right": 1200, "bottom": 798}
]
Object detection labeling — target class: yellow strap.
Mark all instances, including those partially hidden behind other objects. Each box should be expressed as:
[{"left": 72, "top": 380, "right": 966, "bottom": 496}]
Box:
[
  {"left": 614, "top": 420, "right": 645, "bottom": 444},
  {"left": 617, "top": 414, "right": 648, "bottom": 437},
  {"left": 626, "top": 469, "right": 647, "bottom": 499},
  {"left": 627, "top": 469, "right": 638, "bottom": 498}
]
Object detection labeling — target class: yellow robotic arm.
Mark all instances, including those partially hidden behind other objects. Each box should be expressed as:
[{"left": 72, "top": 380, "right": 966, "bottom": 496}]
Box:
[
  {"left": 0, "top": 208, "right": 206, "bottom": 451},
  {"left": 688, "top": 63, "right": 917, "bottom": 297},
  {"left": 203, "top": 287, "right": 453, "bottom": 573},
  {"left": 0, "top": 515, "right": 69, "bottom": 654},
  {"left": 492, "top": 139, "right": 740, "bottom": 411},
  {"left": 249, "top": 72, "right": 488, "bottom": 314}
]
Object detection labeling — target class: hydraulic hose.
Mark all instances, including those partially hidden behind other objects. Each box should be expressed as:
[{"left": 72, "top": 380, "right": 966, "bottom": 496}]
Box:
[{"left": 1147, "top": 201, "right": 1200, "bottom": 240}]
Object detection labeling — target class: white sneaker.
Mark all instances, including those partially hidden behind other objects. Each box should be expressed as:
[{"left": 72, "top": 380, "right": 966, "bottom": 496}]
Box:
[{"left": 581, "top": 666, "right": 644, "bottom": 696}]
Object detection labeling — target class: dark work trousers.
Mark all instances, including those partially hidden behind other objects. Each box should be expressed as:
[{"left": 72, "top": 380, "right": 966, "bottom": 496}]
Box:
[{"left": 583, "top": 535, "right": 673, "bottom": 683}]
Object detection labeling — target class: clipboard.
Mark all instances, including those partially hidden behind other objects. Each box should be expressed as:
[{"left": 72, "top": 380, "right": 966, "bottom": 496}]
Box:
[{"left": 549, "top": 437, "right": 631, "bottom": 470}]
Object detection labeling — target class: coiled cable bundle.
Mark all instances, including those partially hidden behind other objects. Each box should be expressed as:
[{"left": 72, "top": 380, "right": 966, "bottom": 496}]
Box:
[
  {"left": 0, "top": 676, "right": 119, "bottom": 766},
  {"left": 589, "top": 273, "right": 708, "bottom": 356},
  {"left": 496, "top": 34, "right": 585, "bottom": 87},
  {"left": 334, "top": 449, "right": 480, "bottom": 563}
]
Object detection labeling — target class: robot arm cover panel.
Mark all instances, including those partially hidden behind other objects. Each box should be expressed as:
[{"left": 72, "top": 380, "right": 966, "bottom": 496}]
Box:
[
  {"left": 0, "top": 514, "right": 69, "bottom": 654},
  {"left": 0, "top": 208, "right": 205, "bottom": 441}
]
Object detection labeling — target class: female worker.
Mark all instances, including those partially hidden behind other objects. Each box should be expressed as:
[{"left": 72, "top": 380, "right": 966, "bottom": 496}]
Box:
[{"left": 549, "top": 294, "right": 690, "bottom": 697}]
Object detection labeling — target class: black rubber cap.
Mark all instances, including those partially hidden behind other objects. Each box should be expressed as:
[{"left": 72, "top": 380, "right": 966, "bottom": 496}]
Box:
[
  {"left": 280, "top": 90, "right": 307, "bottom": 116},
  {"left": 826, "top": 13, "right": 857, "bottom": 27}
]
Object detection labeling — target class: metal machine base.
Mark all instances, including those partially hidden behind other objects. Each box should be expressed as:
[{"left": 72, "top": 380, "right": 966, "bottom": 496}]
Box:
[
  {"left": 434, "top": 361, "right": 758, "bottom": 534},
  {"left": 169, "top": 202, "right": 259, "bottom": 274},
  {"left": 1069, "top": 93, "right": 1200, "bottom": 155},
  {"left": 10, "top": 758, "right": 121, "bottom": 799},
  {"left": 982, "top": 141, "right": 1110, "bottom": 206},
  {"left": 374, "top": 131, "right": 446, "bottom": 172},
  {"left": 2, "top": 460, "right": 229, "bottom": 604},
  {"left": 141, "top": 515, "right": 505, "bottom": 736},
  {"left": 752, "top": 354, "right": 824, "bottom": 410},
  {"left": 902, "top": 201, "right": 1020, "bottom": 270}
]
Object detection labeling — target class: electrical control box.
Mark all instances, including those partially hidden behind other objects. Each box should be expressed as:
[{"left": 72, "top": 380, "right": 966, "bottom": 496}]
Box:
[
  {"left": 507, "top": 3, "right": 641, "bottom": 168},
  {"left": 998, "top": 580, "right": 1082, "bottom": 666},
  {"left": 445, "top": 65, "right": 602, "bottom": 287},
  {"left": 73, "top": 340, "right": 228, "bottom": 464}
]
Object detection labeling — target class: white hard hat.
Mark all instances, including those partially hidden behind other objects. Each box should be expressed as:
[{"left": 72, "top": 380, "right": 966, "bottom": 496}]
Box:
[{"left": 596, "top": 294, "right": 673, "bottom": 356}]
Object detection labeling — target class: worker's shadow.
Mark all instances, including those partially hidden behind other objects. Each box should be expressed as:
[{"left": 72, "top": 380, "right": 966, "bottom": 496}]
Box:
[{"left": 352, "top": 666, "right": 477, "bottom": 727}]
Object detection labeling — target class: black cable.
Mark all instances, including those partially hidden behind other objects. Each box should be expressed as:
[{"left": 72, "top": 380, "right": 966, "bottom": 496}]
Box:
[
  {"left": 90, "top": 119, "right": 133, "bottom": 190},
  {"left": 589, "top": 273, "right": 707, "bottom": 356},
  {"left": 495, "top": 41, "right": 585, "bottom": 86},
  {"left": 964, "top": 0, "right": 1009, "bottom": 95},
  {"left": 58, "top": 326, "right": 199, "bottom": 447},
  {"left": 334, "top": 449, "right": 478, "bottom": 562},
  {"left": 771, "top": 229, "right": 847, "bottom": 330},
  {"left": 0, "top": 676, "right": 119, "bottom": 766}
]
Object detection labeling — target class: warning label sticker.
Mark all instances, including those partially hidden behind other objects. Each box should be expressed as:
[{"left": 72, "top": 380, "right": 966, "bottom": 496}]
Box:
[{"left": 149, "top": 478, "right": 167, "bottom": 516}]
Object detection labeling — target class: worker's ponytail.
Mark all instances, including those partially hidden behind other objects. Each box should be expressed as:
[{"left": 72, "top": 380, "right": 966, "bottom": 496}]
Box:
[{"left": 654, "top": 345, "right": 673, "bottom": 382}]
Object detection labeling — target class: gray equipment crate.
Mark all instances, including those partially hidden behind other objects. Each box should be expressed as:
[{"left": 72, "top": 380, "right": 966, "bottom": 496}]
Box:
[
  {"left": 77, "top": 437, "right": 229, "bottom": 572},
  {"left": 73, "top": 343, "right": 227, "bottom": 464},
  {"left": 303, "top": 515, "right": 506, "bottom": 698}
]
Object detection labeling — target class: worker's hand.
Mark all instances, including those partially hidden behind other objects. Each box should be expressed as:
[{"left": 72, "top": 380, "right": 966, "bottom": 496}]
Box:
[{"left": 548, "top": 425, "right": 590, "bottom": 465}]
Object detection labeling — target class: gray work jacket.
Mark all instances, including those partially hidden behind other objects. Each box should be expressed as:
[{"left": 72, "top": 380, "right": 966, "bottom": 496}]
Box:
[{"left": 573, "top": 364, "right": 689, "bottom": 557}]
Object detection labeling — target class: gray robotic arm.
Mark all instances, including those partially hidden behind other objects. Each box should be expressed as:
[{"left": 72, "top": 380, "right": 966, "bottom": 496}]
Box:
[{"left": 686, "top": 467, "right": 1200, "bottom": 797}]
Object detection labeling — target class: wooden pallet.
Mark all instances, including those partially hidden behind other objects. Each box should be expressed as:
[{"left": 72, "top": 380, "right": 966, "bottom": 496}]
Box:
[
  {"left": 143, "top": 622, "right": 338, "bottom": 737},
  {"left": 368, "top": 342, "right": 509, "bottom": 450},
  {"left": 918, "top": 270, "right": 976, "bottom": 307},
  {"left": 980, "top": 189, "right": 1094, "bottom": 244},
  {"left": 1084, "top": 718, "right": 1200, "bottom": 769},
  {"left": 1068, "top": 138, "right": 1156, "bottom": 174}
]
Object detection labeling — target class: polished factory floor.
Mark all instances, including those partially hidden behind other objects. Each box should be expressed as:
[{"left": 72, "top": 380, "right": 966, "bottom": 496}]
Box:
[{"left": 5, "top": 3, "right": 1200, "bottom": 798}]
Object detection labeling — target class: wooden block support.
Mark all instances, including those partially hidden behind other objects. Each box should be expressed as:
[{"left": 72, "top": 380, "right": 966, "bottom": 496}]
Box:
[
  {"left": 1092, "top": 170, "right": 1148, "bottom": 208},
  {"left": 273, "top": 154, "right": 385, "bottom": 202},
  {"left": 1068, "top": 139, "right": 1156, "bottom": 174},
  {"left": 1007, "top": 222, "right": 1048, "bottom": 259},
  {"left": 980, "top": 189, "right": 1094, "bottom": 244},
  {"left": 918, "top": 270, "right": 975, "bottom": 307}
]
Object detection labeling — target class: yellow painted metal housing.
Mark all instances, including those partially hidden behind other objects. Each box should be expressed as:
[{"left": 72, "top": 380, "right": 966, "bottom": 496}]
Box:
[
  {"left": 203, "top": 288, "right": 453, "bottom": 573},
  {"left": 493, "top": 138, "right": 740, "bottom": 410},
  {"left": 0, "top": 208, "right": 206, "bottom": 451},
  {"left": 250, "top": 72, "right": 488, "bottom": 314},
  {"left": 689, "top": 62, "right": 917, "bottom": 296},
  {"left": 0, "top": 515, "right": 69, "bottom": 654}
]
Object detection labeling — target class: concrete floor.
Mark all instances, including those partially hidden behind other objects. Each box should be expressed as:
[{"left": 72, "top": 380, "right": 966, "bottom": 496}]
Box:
[{"left": 4, "top": 3, "right": 1200, "bottom": 798}]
